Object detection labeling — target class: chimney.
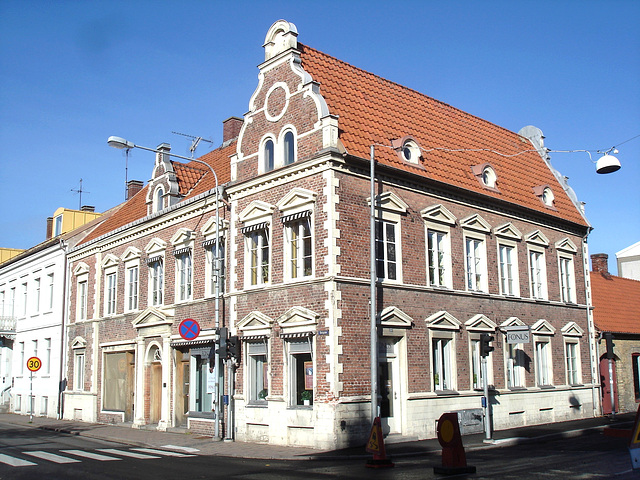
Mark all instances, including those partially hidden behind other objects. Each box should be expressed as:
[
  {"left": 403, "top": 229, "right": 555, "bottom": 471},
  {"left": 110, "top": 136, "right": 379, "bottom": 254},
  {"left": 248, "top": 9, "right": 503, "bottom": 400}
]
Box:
[
  {"left": 223, "top": 117, "right": 243, "bottom": 143},
  {"left": 46, "top": 217, "right": 53, "bottom": 239},
  {"left": 126, "top": 180, "right": 143, "bottom": 200},
  {"left": 591, "top": 253, "right": 609, "bottom": 275},
  {"left": 81, "top": 205, "right": 95, "bottom": 212}
]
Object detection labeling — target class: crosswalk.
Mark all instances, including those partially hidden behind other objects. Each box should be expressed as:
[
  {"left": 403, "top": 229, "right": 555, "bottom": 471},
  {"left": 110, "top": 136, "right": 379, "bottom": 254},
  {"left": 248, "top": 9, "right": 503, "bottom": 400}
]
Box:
[{"left": 0, "top": 446, "right": 198, "bottom": 468}]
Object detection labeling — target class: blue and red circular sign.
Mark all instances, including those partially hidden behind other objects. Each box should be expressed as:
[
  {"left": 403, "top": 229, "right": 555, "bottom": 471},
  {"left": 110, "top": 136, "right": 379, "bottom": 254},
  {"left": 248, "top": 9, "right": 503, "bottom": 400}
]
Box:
[{"left": 179, "top": 318, "right": 200, "bottom": 341}]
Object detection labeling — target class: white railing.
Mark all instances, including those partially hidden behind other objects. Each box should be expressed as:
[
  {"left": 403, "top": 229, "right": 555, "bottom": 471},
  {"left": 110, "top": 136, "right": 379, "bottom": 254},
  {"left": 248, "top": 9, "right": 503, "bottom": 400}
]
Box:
[{"left": 0, "top": 316, "right": 16, "bottom": 335}]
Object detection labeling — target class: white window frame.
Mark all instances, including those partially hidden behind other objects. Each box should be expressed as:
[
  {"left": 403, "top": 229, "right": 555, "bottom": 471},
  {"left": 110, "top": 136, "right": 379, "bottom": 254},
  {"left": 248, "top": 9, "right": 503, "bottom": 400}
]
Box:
[
  {"left": 20, "top": 280, "right": 28, "bottom": 318},
  {"left": 46, "top": 272, "right": 54, "bottom": 311},
  {"left": 558, "top": 255, "right": 575, "bottom": 303},
  {"left": 153, "top": 185, "right": 165, "bottom": 213},
  {"left": 505, "top": 341, "right": 526, "bottom": 388},
  {"left": 201, "top": 216, "right": 227, "bottom": 298},
  {"left": 125, "top": 264, "right": 139, "bottom": 312},
  {"left": 19, "top": 341, "right": 25, "bottom": 376},
  {"left": 246, "top": 340, "right": 269, "bottom": 405},
  {"left": 284, "top": 214, "right": 313, "bottom": 281},
  {"left": 528, "top": 248, "right": 548, "bottom": 300},
  {"left": 260, "top": 136, "right": 276, "bottom": 173},
  {"left": 240, "top": 201, "right": 275, "bottom": 289},
  {"left": 281, "top": 128, "right": 297, "bottom": 166},
  {"left": 427, "top": 311, "right": 461, "bottom": 392},
  {"left": 497, "top": 241, "right": 519, "bottom": 296},
  {"left": 105, "top": 271, "right": 117, "bottom": 315},
  {"left": 149, "top": 258, "right": 164, "bottom": 306},
  {"left": 425, "top": 226, "right": 452, "bottom": 288},
  {"left": 464, "top": 234, "right": 488, "bottom": 292},
  {"left": 77, "top": 279, "right": 88, "bottom": 321},
  {"left": 44, "top": 338, "right": 51, "bottom": 375},
  {"left": 561, "top": 321, "right": 583, "bottom": 386},
  {"left": 286, "top": 337, "right": 314, "bottom": 407},
  {"left": 34, "top": 277, "right": 41, "bottom": 314},
  {"left": 175, "top": 250, "right": 193, "bottom": 302},
  {"left": 370, "top": 192, "right": 407, "bottom": 284},
  {"left": 74, "top": 351, "right": 85, "bottom": 391}
]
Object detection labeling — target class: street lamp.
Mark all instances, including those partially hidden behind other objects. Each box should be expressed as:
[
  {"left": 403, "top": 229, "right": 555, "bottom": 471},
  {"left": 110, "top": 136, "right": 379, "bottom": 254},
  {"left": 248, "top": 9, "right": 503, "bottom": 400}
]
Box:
[{"left": 107, "top": 136, "right": 224, "bottom": 438}]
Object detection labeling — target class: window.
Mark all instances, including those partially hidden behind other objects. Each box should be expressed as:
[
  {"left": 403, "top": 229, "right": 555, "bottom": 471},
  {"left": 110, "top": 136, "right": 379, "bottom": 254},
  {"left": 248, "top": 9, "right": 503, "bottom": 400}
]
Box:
[
  {"left": 565, "top": 342, "right": 579, "bottom": 385},
  {"left": 103, "top": 352, "right": 133, "bottom": 411},
  {"left": 205, "top": 240, "right": 225, "bottom": 296},
  {"left": 54, "top": 215, "right": 63, "bottom": 236},
  {"left": 247, "top": 227, "right": 270, "bottom": 286},
  {"left": 632, "top": 353, "right": 640, "bottom": 402},
  {"left": 176, "top": 251, "right": 193, "bottom": 302},
  {"left": 19, "top": 341, "right": 24, "bottom": 375},
  {"left": 247, "top": 341, "right": 268, "bottom": 404},
  {"left": 482, "top": 166, "right": 497, "bottom": 188},
  {"left": 105, "top": 272, "right": 117, "bottom": 315},
  {"left": 40, "top": 397, "right": 48, "bottom": 416},
  {"left": 34, "top": 278, "right": 41, "bottom": 314},
  {"left": 126, "top": 265, "right": 139, "bottom": 311},
  {"left": 149, "top": 259, "right": 164, "bottom": 306},
  {"left": 288, "top": 339, "right": 313, "bottom": 406},
  {"left": 375, "top": 220, "right": 398, "bottom": 281},
  {"left": 44, "top": 338, "right": 51, "bottom": 375},
  {"left": 432, "top": 337, "right": 453, "bottom": 391},
  {"left": 47, "top": 273, "right": 54, "bottom": 310},
  {"left": 426, "top": 229, "right": 450, "bottom": 288},
  {"left": 154, "top": 187, "right": 164, "bottom": 213},
  {"left": 506, "top": 343, "right": 525, "bottom": 388},
  {"left": 283, "top": 131, "right": 295, "bottom": 165},
  {"left": 470, "top": 337, "right": 491, "bottom": 389},
  {"left": 74, "top": 351, "right": 85, "bottom": 391},
  {"left": 264, "top": 139, "right": 275, "bottom": 172},
  {"left": 15, "top": 394, "right": 22, "bottom": 412},
  {"left": 32, "top": 339, "right": 38, "bottom": 360},
  {"left": 558, "top": 255, "right": 575, "bottom": 303},
  {"left": 498, "top": 244, "right": 517, "bottom": 296},
  {"left": 0, "top": 290, "right": 4, "bottom": 317},
  {"left": 285, "top": 215, "right": 312, "bottom": 279},
  {"left": 188, "top": 351, "right": 214, "bottom": 413},
  {"left": 9, "top": 286, "right": 15, "bottom": 317},
  {"left": 535, "top": 340, "right": 552, "bottom": 386},
  {"left": 78, "top": 280, "right": 88, "bottom": 320},
  {"left": 529, "top": 250, "right": 547, "bottom": 299},
  {"left": 21, "top": 282, "right": 27, "bottom": 317},
  {"left": 542, "top": 187, "right": 554, "bottom": 207},
  {"left": 465, "top": 237, "right": 487, "bottom": 292}
]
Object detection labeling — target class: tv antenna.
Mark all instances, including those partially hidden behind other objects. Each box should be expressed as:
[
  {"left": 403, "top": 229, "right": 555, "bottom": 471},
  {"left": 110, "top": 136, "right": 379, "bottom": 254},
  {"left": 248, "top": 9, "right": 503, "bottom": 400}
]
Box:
[
  {"left": 71, "top": 179, "right": 90, "bottom": 209},
  {"left": 172, "top": 131, "right": 214, "bottom": 157}
]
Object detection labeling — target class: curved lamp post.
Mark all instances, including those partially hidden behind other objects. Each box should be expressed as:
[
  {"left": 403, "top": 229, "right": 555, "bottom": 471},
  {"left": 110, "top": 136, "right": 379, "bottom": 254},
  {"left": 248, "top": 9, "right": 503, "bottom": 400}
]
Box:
[{"left": 107, "top": 136, "right": 223, "bottom": 438}]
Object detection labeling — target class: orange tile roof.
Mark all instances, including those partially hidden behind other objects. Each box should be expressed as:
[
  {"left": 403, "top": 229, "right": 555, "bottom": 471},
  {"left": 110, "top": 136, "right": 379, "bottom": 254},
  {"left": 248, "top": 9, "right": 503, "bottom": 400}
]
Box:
[
  {"left": 591, "top": 271, "right": 640, "bottom": 334},
  {"left": 298, "top": 44, "right": 588, "bottom": 227},
  {"left": 80, "top": 141, "right": 235, "bottom": 245}
]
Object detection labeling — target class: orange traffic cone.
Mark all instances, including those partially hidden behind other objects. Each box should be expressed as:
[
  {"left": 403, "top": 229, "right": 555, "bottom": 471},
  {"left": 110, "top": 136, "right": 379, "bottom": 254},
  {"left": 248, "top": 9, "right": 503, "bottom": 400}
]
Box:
[{"left": 365, "top": 417, "right": 394, "bottom": 468}]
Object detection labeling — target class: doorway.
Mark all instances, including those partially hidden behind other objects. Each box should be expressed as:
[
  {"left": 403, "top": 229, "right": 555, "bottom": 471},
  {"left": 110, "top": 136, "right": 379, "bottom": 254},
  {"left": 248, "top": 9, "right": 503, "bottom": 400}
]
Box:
[
  {"left": 379, "top": 337, "right": 401, "bottom": 434},
  {"left": 150, "top": 362, "right": 162, "bottom": 424}
]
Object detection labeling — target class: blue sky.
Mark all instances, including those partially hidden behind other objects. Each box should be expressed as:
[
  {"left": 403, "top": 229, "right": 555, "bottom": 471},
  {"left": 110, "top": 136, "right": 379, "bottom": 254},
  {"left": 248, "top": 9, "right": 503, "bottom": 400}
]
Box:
[{"left": 1, "top": 0, "right": 638, "bottom": 274}]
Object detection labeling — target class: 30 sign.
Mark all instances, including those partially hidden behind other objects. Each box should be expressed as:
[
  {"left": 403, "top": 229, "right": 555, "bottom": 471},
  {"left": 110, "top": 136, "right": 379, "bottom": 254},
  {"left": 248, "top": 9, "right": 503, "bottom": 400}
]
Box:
[{"left": 27, "top": 356, "right": 42, "bottom": 372}]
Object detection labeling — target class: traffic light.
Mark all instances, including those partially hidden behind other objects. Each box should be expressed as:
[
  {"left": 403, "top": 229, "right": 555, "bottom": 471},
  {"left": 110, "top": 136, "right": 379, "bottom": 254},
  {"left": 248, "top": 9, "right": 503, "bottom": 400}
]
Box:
[
  {"left": 227, "top": 336, "right": 241, "bottom": 362},
  {"left": 604, "top": 332, "right": 615, "bottom": 360},
  {"left": 214, "top": 327, "right": 228, "bottom": 363},
  {"left": 479, "top": 333, "right": 494, "bottom": 357}
]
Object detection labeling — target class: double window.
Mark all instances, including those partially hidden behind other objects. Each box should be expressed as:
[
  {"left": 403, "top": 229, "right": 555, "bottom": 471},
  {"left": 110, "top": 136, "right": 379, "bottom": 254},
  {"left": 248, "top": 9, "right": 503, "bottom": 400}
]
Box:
[
  {"left": 432, "top": 337, "right": 453, "bottom": 391},
  {"left": 528, "top": 250, "right": 547, "bottom": 299},
  {"left": 558, "top": 255, "right": 576, "bottom": 303},
  {"left": 375, "top": 220, "right": 398, "bottom": 281},
  {"left": 465, "top": 237, "right": 487, "bottom": 292},
  {"left": 105, "top": 272, "right": 117, "bottom": 315},
  {"left": 247, "top": 341, "right": 268, "bottom": 404},
  {"left": 285, "top": 214, "right": 312, "bottom": 280},
  {"left": 565, "top": 341, "right": 579, "bottom": 385},
  {"left": 498, "top": 244, "right": 517, "bottom": 296},
  {"left": 176, "top": 250, "right": 193, "bottom": 302},
  {"left": 148, "top": 258, "right": 164, "bottom": 306},
  {"left": 426, "top": 229, "right": 450, "bottom": 287},
  {"left": 287, "top": 338, "right": 313, "bottom": 406},
  {"left": 535, "top": 339, "right": 552, "bottom": 386},
  {"left": 261, "top": 129, "right": 297, "bottom": 173},
  {"left": 247, "top": 227, "right": 270, "bottom": 286},
  {"left": 506, "top": 343, "right": 525, "bottom": 388},
  {"left": 126, "top": 265, "right": 139, "bottom": 312}
]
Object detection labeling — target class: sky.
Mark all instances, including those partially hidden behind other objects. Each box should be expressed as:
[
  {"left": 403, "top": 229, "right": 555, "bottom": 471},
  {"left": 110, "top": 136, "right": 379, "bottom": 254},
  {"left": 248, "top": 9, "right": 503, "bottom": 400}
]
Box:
[{"left": 1, "top": 0, "right": 638, "bottom": 274}]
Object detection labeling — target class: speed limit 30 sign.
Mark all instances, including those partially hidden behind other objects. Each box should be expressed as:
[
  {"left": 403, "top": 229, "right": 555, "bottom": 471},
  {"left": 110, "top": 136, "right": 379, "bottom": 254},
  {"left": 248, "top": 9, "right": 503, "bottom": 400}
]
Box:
[{"left": 27, "top": 356, "right": 42, "bottom": 372}]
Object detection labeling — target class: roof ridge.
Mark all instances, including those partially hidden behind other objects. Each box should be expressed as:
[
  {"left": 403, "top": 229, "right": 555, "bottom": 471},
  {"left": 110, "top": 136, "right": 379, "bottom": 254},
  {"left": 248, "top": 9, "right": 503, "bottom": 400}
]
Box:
[{"left": 298, "top": 43, "right": 526, "bottom": 144}]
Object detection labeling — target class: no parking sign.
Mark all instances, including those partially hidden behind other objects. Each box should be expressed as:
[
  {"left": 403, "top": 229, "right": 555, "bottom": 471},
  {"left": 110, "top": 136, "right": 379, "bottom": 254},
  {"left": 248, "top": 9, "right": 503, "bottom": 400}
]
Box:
[{"left": 179, "top": 318, "right": 201, "bottom": 341}]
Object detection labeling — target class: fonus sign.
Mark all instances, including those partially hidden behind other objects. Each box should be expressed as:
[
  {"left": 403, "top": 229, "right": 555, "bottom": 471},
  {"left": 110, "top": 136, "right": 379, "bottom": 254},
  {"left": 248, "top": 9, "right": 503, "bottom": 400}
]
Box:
[{"left": 505, "top": 325, "right": 530, "bottom": 344}]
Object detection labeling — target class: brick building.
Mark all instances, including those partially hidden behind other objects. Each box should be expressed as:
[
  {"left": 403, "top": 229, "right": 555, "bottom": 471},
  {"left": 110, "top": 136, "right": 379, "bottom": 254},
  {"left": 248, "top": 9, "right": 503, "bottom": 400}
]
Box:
[
  {"left": 591, "top": 253, "right": 640, "bottom": 414},
  {"left": 63, "top": 20, "right": 597, "bottom": 449}
]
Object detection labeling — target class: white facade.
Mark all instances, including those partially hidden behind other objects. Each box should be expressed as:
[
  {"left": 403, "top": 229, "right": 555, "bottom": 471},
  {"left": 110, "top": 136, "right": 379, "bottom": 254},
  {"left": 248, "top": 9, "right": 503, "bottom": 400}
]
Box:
[
  {"left": 0, "top": 240, "right": 67, "bottom": 419},
  {"left": 617, "top": 241, "right": 640, "bottom": 280}
]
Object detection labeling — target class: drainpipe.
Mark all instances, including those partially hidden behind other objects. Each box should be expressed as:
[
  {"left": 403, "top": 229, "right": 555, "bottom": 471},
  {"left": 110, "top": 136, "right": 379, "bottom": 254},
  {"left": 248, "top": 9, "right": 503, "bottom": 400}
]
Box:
[
  {"left": 581, "top": 234, "right": 600, "bottom": 417},
  {"left": 57, "top": 239, "right": 69, "bottom": 419},
  {"left": 370, "top": 144, "right": 378, "bottom": 422}
]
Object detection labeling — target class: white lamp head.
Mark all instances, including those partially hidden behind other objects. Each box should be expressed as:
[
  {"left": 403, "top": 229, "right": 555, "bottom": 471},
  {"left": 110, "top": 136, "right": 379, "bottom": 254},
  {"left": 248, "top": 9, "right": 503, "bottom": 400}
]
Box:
[
  {"left": 595, "top": 154, "right": 621, "bottom": 174},
  {"left": 107, "top": 136, "right": 135, "bottom": 150}
]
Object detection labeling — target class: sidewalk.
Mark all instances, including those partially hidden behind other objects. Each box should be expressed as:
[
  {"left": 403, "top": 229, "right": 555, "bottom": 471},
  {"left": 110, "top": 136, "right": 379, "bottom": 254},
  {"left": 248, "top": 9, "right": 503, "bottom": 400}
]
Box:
[{"left": 0, "top": 412, "right": 634, "bottom": 460}]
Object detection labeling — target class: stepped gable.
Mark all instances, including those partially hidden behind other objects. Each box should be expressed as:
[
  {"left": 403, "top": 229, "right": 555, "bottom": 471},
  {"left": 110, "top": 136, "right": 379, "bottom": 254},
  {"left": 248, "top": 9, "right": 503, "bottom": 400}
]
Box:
[
  {"left": 80, "top": 140, "right": 235, "bottom": 245},
  {"left": 591, "top": 272, "right": 640, "bottom": 335},
  {"left": 298, "top": 43, "right": 588, "bottom": 227}
]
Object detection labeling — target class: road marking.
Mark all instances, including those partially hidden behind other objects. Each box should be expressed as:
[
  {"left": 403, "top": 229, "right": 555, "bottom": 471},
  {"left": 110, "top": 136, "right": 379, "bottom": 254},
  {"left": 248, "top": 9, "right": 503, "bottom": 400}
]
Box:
[
  {"left": 0, "top": 453, "right": 37, "bottom": 467},
  {"left": 161, "top": 444, "right": 200, "bottom": 454},
  {"left": 24, "top": 451, "right": 81, "bottom": 464},
  {"left": 61, "top": 449, "right": 121, "bottom": 461},
  {"left": 97, "top": 448, "right": 160, "bottom": 459},
  {"left": 132, "top": 447, "right": 196, "bottom": 457}
]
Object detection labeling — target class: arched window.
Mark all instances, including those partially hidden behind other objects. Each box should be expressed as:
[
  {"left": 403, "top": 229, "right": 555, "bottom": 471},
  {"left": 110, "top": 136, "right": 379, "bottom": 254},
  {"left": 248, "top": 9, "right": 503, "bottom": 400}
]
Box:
[
  {"left": 283, "top": 131, "right": 295, "bottom": 165},
  {"left": 155, "top": 187, "right": 164, "bottom": 213},
  {"left": 264, "top": 139, "right": 274, "bottom": 172}
]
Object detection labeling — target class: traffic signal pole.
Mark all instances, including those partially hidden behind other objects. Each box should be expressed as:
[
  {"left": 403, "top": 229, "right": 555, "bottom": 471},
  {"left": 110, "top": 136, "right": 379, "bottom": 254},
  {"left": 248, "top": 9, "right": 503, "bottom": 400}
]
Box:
[{"left": 482, "top": 356, "right": 491, "bottom": 441}]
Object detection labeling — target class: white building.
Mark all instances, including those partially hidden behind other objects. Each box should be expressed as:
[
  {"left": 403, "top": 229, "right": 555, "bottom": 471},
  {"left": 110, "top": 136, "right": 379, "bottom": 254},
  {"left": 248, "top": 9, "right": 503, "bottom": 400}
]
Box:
[{"left": 616, "top": 241, "right": 640, "bottom": 281}]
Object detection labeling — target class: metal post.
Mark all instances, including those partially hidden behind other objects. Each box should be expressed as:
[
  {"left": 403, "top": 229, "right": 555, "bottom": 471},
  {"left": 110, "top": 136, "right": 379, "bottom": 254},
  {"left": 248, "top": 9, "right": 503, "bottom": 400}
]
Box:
[
  {"left": 482, "top": 357, "right": 491, "bottom": 441},
  {"left": 370, "top": 144, "right": 378, "bottom": 422},
  {"left": 29, "top": 370, "right": 33, "bottom": 424}
]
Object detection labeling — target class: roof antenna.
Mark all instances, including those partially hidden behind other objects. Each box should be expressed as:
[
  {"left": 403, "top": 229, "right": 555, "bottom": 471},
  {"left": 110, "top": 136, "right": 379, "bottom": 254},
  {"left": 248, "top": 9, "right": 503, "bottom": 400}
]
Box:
[
  {"left": 71, "top": 179, "right": 90, "bottom": 210},
  {"left": 172, "top": 131, "right": 214, "bottom": 158}
]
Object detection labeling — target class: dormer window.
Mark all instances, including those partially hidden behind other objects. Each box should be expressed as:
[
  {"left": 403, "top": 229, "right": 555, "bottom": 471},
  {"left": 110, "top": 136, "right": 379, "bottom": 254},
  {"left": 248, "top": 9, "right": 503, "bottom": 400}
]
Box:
[
  {"left": 392, "top": 136, "right": 422, "bottom": 165},
  {"left": 533, "top": 185, "right": 556, "bottom": 209},
  {"left": 471, "top": 163, "right": 499, "bottom": 191},
  {"left": 154, "top": 187, "right": 164, "bottom": 213}
]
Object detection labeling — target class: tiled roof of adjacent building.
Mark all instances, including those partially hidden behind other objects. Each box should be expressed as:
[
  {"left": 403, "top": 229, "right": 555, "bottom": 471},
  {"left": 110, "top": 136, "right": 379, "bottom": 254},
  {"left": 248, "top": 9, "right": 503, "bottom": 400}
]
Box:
[
  {"left": 591, "top": 271, "right": 640, "bottom": 335},
  {"left": 298, "top": 44, "right": 589, "bottom": 227},
  {"left": 79, "top": 141, "right": 235, "bottom": 245}
]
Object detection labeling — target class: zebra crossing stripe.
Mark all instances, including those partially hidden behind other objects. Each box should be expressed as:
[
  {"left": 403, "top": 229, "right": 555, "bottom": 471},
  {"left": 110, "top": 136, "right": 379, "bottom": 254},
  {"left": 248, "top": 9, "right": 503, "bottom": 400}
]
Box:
[
  {"left": 24, "top": 451, "right": 81, "bottom": 464},
  {"left": 61, "top": 449, "right": 121, "bottom": 461},
  {"left": 97, "top": 448, "right": 160, "bottom": 459},
  {"left": 132, "top": 447, "right": 196, "bottom": 457},
  {"left": 161, "top": 444, "right": 200, "bottom": 454},
  {"left": 0, "top": 453, "right": 36, "bottom": 467}
]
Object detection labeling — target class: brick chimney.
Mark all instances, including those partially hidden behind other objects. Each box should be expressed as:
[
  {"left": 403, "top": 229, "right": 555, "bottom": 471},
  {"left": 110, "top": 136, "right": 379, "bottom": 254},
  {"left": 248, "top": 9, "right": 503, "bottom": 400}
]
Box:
[
  {"left": 81, "top": 205, "right": 95, "bottom": 212},
  {"left": 126, "top": 180, "right": 144, "bottom": 200},
  {"left": 591, "top": 253, "right": 609, "bottom": 274},
  {"left": 223, "top": 117, "right": 243, "bottom": 143},
  {"left": 46, "top": 217, "right": 53, "bottom": 239}
]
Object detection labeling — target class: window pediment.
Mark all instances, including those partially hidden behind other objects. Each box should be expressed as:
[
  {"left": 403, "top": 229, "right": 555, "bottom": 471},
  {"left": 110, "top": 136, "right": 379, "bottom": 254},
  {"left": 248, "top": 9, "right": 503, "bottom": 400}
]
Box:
[
  {"left": 101, "top": 254, "right": 119, "bottom": 269},
  {"left": 379, "top": 306, "right": 413, "bottom": 329},
  {"left": 238, "top": 311, "right": 274, "bottom": 334},
  {"left": 171, "top": 228, "right": 195, "bottom": 247},
  {"left": 239, "top": 200, "right": 276, "bottom": 223},
  {"left": 525, "top": 229, "right": 550, "bottom": 247},
  {"left": 460, "top": 214, "right": 491, "bottom": 233},
  {"left": 201, "top": 216, "right": 228, "bottom": 238},
  {"left": 72, "top": 337, "right": 87, "bottom": 349},
  {"left": 132, "top": 307, "right": 174, "bottom": 329},
  {"left": 277, "top": 306, "right": 319, "bottom": 332},
  {"left": 420, "top": 204, "right": 457, "bottom": 226},
  {"left": 145, "top": 238, "right": 167, "bottom": 256},
  {"left": 277, "top": 188, "right": 316, "bottom": 212},
  {"left": 555, "top": 237, "right": 578, "bottom": 253},
  {"left": 465, "top": 314, "right": 497, "bottom": 332},
  {"left": 368, "top": 192, "right": 408, "bottom": 214},
  {"left": 426, "top": 311, "right": 461, "bottom": 330},
  {"left": 500, "top": 316, "right": 525, "bottom": 328},
  {"left": 494, "top": 222, "right": 522, "bottom": 240},
  {"left": 121, "top": 246, "right": 142, "bottom": 262},
  {"left": 531, "top": 319, "right": 556, "bottom": 335},
  {"left": 561, "top": 322, "right": 583, "bottom": 337},
  {"left": 73, "top": 262, "right": 90, "bottom": 276}
]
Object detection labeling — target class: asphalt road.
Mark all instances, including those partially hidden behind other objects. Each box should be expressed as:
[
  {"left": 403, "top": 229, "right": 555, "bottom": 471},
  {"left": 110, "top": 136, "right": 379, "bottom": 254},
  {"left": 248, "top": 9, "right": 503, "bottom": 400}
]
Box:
[{"left": 0, "top": 421, "right": 637, "bottom": 479}]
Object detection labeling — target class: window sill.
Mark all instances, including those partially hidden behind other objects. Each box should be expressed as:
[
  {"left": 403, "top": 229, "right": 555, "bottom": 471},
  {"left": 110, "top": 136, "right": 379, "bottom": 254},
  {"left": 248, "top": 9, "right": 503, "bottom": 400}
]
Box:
[
  {"left": 246, "top": 402, "right": 268, "bottom": 408},
  {"left": 187, "top": 411, "right": 215, "bottom": 419},
  {"left": 538, "top": 385, "right": 555, "bottom": 390},
  {"left": 434, "top": 389, "right": 459, "bottom": 396}
]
